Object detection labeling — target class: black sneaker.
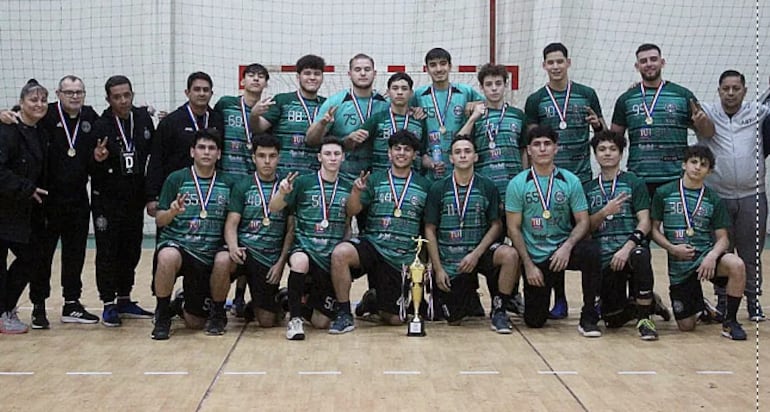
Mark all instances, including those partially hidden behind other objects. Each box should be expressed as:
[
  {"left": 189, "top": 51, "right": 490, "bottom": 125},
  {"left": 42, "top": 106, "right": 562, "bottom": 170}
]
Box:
[
  {"left": 354, "top": 289, "right": 377, "bottom": 318},
  {"left": 31, "top": 303, "right": 50, "bottom": 330},
  {"left": 578, "top": 320, "right": 602, "bottom": 338},
  {"left": 151, "top": 311, "right": 171, "bottom": 341},
  {"left": 506, "top": 293, "right": 525, "bottom": 316},
  {"left": 205, "top": 307, "right": 227, "bottom": 336},
  {"left": 243, "top": 301, "right": 255, "bottom": 322},
  {"left": 170, "top": 289, "right": 185, "bottom": 319},
  {"left": 653, "top": 293, "right": 671, "bottom": 322},
  {"left": 231, "top": 296, "right": 246, "bottom": 318},
  {"left": 61, "top": 301, "right": 99, "bottom": 324}
]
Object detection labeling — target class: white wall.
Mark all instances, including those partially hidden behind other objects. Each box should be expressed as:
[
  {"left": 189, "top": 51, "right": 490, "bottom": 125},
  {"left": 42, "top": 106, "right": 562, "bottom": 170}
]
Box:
[{"left": 1, "top": 0, "right": 768, "bottom": 233}]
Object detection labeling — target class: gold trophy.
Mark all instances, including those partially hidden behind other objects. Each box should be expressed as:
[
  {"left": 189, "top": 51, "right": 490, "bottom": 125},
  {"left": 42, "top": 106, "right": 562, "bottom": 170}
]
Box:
[{"left": 407, "top": 236, "right": 429, "bottom": 337}]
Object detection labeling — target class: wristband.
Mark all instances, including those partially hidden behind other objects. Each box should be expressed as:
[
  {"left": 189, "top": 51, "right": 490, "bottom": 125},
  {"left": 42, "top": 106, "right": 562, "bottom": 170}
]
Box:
[{"left": 627, "top": 229, "right": 645, "bottom": 245}]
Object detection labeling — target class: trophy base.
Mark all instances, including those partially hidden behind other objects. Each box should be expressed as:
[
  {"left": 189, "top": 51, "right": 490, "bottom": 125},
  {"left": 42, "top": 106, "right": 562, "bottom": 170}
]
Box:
[{"left": 407, "top": 317, "right": 426, "bottom": 337}]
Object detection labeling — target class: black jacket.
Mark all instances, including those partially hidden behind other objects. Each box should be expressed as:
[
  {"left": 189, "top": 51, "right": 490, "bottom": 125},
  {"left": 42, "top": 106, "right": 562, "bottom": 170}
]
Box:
[
  {"left": 90, "top": 106, "right": 154, "bottom": 204},
  {"left": 145, "top": 104, "right": 224, "bottom": 201},
  {"left": 0, "top": 121, "right": 48, "bottom": 243}
]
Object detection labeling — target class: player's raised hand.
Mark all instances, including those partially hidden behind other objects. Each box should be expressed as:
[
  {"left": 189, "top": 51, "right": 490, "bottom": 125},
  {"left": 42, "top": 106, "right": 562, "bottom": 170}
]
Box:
[
  {"left": 353, "top": 170, "right": 370, "bottom": 191},
  {"left": 689, "top": 99, "right": 706, "bottom": 122},
  {"left": 603, "top": 191, "right": 629, "bottom": 217},
  {"left": 94, "top": 137, "right": 110, "bottom": 162},
  {"left": 170, "top": 192, "right": 189, "bottom": 214},
  {"left": 470, "top": 101, "right": 487, "bottom": 119},
  {"left": 322, "top": 106, "right": 337, "bottom": 125},
  {"left": 253, "top": 96, "right": 276, "bottom": 116},
  {"left": 584, "top": 106, "right": 601, "bottom": 128},
  {"left": 279, "top": 171, "right": 299, "bottom": 194},
  {"left": 410, "top": 106, "right": 427, "bottom": 120}
]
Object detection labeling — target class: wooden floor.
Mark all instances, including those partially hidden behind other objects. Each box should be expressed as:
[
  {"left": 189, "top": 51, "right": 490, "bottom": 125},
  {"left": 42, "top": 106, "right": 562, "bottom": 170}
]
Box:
[{"left": 1, "top": 249, "right": 767, "bottom": 411}]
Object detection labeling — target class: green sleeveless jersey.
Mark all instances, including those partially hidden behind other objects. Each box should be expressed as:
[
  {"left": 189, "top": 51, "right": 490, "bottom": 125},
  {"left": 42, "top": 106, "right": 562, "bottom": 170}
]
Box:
[
  {"left": 584, "top": 171, "right": 649, "bottom": 268},
  {"left": 228, "top": 173, "right": 288, "bottom": 268},
  {"left": 505, "top": 167, "right": 587, "bottom": 264},
  {"left": 468, "top": 104, "right": 526, "bottom": 196},
  {"left": 284, "top": 173, "right": 352, "bottom": 271},
  {"left": 315, "top": 89, "right": 389, "bottom": 181},
  {"left": 360, "top": 109, "right": 427, "bottom": 174},
  {"left": 214, "top": 95, "right": 256, "bottom": 177},
  {"left": 359, "top": 170, "right": 431, "bottom": 270},
  {"left": 424, "top": 173, "right": 499, "bottom": 278},
  {"left": 525, "top": 82, "right": 602, "bottom": 183},
  {"left": 158, "top": 168, "right": 235, "bottom": 266},
  {"left": 263, "top": 91, "right": 326, "bottom": 177},
  {"left": 650, "top": 180, "right": 729, "bottom": 284},
  {"left": 611, "top": 81, "right": 696, "bottom": 183}
]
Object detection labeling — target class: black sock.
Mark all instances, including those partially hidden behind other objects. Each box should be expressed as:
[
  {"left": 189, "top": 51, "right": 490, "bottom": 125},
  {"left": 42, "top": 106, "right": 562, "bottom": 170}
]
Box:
[
  {"left": 726, "top": 295, "right": 742, "bottom": 323},
  {"left": 497, "top": 293, "right": 512, "bottom": 313},
  {"left": 553, "top": 272, "right": 566, "bottom": 301},
  {"left": 637, "top": 303, "right": 652, "bottom": 320},
  {"left": 288, "top": 271, "right": 306, "bottom": 319},
  {"left": 212, "top": 300, "right": 225, "bottom": 314},
  {"left": 337, "top": 301, "right": 351, "bottom": 315},
  {"left": 156, "top": 296, "right": 171, "bottom": 318}
]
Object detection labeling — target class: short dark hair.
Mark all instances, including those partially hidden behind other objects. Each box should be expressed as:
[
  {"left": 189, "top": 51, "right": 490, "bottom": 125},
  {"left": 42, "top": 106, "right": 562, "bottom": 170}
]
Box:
[
  {"left": 296, "top": 55, "right": 325, "bottom": 73},
  {"left": 543, "top": 42, "right": 568, "bottom": 59},
  {"left": 424, "top": 48, "right": 452, "bottom": 65},
  {"left": 187, "top": 71, "right": 213, "bottom": 90},
  {"left": 635, "top": 43, "right": 661, "bottom": 57},
  {"left": 318, "top": 135, "right": 343, "bottom": 151},
  {"left": 251, "top": 133, "right": 281, "bottom": 153},
  {"left": 104, "top": 75, "right": 132, "bottom": 97},
  {"left": 590, "top": 130, "right": 626, "bottom": 153},
  {"left": 450, "top": 134, "right": 476, "bottom": 152},
  {"left": 20, "top": 79, "right": 48, "bottom": 100},
  {"left": 527, "top": 125, "right": 559, "bottom": 145},
  {"left": 348, "top": 53, "right": 375, "bottom": 69},
  {"left": 683, "top": 145, "right": 715, "bottom": 169},
  {"left": 243, "top": 63, "right": 269, "bottom": 80},
  {"left": 719, "top": 69, "right": 745, "bottom": 87},
  {"left": 477, "top": 63, "right": 508, "bottom": 84},
  {"left": 192, "top": 128, "right": 222, "bottom": 150},
  {"left": 388, "top": 129, "right": 420, "bottom": 151},
  {"left": 387, "top": 72, "right": 413, "bottom": 89}
]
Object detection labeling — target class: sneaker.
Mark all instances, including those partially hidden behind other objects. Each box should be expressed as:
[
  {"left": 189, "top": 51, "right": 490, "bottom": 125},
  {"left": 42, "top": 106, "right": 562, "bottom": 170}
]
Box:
[
  {"left": 721, "top": 320, "right": 747, "bottom": 341},
  {"left": 170, "top": 289, "right": 185, "bottom": 319},
  {"left": 329, "top": 311, "right": 355, "bottom": 335},
  {"left": 549, "top": 299, "right": 568, "bottom": 320},
  {"left": 0, "top": 310, "right": 29, "bottom": 334},
  {"left": 700, "top": 297, "right": 723, "bottom": 324},
  {"left": 747, "top": 296, "right": 766, "bottom": 322},
  {"left": 61, "top": 301, "right": 99, "bottom": 324},
  {"left": 578, "top": 320, "right": 602, "bottom": 338},
  {"left": 491, "top": 310, "right": 513, "bottom": 334},
  {"left": 286, "top": 317, "right": 305, "bottom": 340},
  {"left": 243, "top": 300, "right": 256, "bottom": 323},
  {"left": 653, "top": 293, "right": 672, "bottom": 322},
  {"left": 151, "top": 311, "right": 171, "bottom": 340},
  {"left": 205, "top": 307, "right": 227, "bottom": 336},
  {"left": 31, "top": 303, "right": 50, "bottom": 329},
  {"left": 102, "top": 304, "right": 122, "bottom": 327},
  {"left": 637, "top": 318, "right": 659, "bottom": 341},
  {"left": 506, "top": 293, "right": 525, "bottom": 316},
  {"left": 354, "top": 289, "right": 377, "bottom": 318},
  {"left": 231, "top": 296, "right": 246, "bottom": 318},
  {"left": 116, "top": 300, "right": 154, "bottom": 319}
]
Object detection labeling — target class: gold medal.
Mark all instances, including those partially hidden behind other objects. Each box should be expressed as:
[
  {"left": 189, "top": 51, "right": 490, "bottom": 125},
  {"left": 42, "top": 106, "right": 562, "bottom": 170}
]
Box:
[
  {"left": 262, "top": 217, "right": 271, "bottom": 227},
  {"left": 393, "top": 208, "right": 402, "bottom": 218},
  {"left": 686, "top": 227, "right": 695, "bottom": 237},
  {"left": 199, "top": 210, "right": 208, "bottom": 219},
  {"left": 67, "top": 148, "right": 76, "bottom": 157},
  {"left": 439, "top": 126, "right": 446, "bottom": 134},
  {"left": 645, "top": 116, "right": 653, "bottom": 125},
  {"left": 542, "top": 210, "right": 551, "bottom": 220}
]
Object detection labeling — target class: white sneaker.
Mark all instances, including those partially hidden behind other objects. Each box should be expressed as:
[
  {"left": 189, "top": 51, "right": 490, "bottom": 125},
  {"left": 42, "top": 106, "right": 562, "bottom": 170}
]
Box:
[
  {"left": 0, "top": 309, "right": 29, "bottom": 334},
  {"left": 286, "top": 317, "right": 305, "bottom": 340}
]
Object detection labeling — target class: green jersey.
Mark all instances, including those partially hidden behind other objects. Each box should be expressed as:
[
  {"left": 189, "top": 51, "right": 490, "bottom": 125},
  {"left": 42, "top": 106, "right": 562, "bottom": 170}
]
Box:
[
  {"left": 412, "top": 83, "right": 483, "bottom": 180},
  {"left": 360, "top": 108, "right": 427, "bottom": 174},
  {"left": 158, "top": 167, "right": 235, "bottom": 266},
  {"left": 315, "top": 89, "right": 389, "bottom": 181},
  {"left": 263, "top": 91, "right": 326, "bottom": 176},
  {"left": 424, "top": 173, "right": 499, "bottom": 278},
  {"left": 611, "top": 81, "right": 696, "bottom": 183},
  {"left": 468, "top": 104, "right": 526, "bottom": 196},
  {"left": 359, "top": 170, "right": 431, "bottom": 270},
  {"left": 214, "top": 95, "right": 256, "bottom": 177},
  {"left": 650, "top": 180, "right": 729, "bottom": 284},
  {"left": 525, "top": 82, "right": 603, "bottom": 183},
  {"left": 228, "top": 173, "right": 288, "bottom": 268},
  {"left": 584, "top": 171, "right": 649, "bottom": 268},
  {"left": 285, "top": 172, "right": 352, "bottom": 271},
  {"left": 505, "top": 167, "right": 587, "bottom": 264}
]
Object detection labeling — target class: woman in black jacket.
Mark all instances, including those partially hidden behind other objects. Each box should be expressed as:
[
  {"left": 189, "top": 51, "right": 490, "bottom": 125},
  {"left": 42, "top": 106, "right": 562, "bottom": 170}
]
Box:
[{"left": 0, "top": 79, "right": 50, "bottom": 334}]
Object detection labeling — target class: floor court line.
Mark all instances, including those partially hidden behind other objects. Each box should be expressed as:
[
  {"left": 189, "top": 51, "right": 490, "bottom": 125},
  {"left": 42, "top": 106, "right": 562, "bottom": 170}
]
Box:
[
  {"left": 696, "top": 370, "right": 734, "bottom": 375},
  {"left": 0, "top": 372, "right": 34, "bottom": 376},
  {"left": 459, "top": 370, "right": 500, "bottom": 375}
]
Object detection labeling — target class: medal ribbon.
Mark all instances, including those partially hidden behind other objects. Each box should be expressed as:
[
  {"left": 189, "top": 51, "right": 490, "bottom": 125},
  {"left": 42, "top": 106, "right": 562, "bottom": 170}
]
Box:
[
  {"left": 387, "top": 169, "right": 413, "bottom": 215},
  {"left": 388, "top": 108, "right": 411, "bottom": 133},
  {"left": 639, "top": 81, "right": 665, "bottom": 121},
  {"left": 530, "top": 167, "right": 555, "bottom": 215},
  {"left": 485, "top": 103, "right": 507, "bottom": 145},
  {"left": 254, "top": 172, "right": 279, "bottom": 220},
  {"left": 191, "top": 166, "right": 217, "bottom": 216},
  {"left": 429, "top": 84, "right": 453, "bottom": 131},
  {"left": 451, "top": 172, "right": 475, "bottom": 226},
  {"left": 296, "top": 91, "right": 319, "bottom": 123},
  {"left": 350, "top": 89, "right": 374, "bottom": 124},
  {"left": 57, "top": 102, "right": 81, "bottom": 151},
  {"left": 113, "top": 112, "right": 134, "bottom": 151},
  {"left": 598, "top": 171, "right": 619, "bottom": 204},
  {"left": 186, "top": 104, "right": 209, "bottom": 131},
  {"left": 240, "top": 96, "right": 252, "bottom": 145},
  {"left": 317, "top": 171, "right": 339, "bottom": 224},
  {"left": 679, "top": 178, "right": 705, "bottom": 231},
  {"left": 545, "top": 81, "right": 571, "bottom": 126}
]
